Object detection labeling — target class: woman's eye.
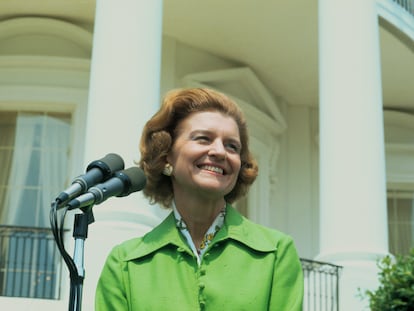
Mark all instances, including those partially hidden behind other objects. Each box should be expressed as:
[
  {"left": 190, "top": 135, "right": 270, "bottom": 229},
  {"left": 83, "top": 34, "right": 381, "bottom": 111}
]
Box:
[
  {"left": 226, "top": 143, "right": 240, "bottom": 153},
  {"left": 195, "top": 136, "right": 210, "bottom": 142}
]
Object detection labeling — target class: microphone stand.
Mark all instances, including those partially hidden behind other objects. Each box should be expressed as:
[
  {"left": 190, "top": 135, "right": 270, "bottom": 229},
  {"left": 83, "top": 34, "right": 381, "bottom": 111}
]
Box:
[{"left": 70, "top": 209, "right": 95, "bottom": 311}]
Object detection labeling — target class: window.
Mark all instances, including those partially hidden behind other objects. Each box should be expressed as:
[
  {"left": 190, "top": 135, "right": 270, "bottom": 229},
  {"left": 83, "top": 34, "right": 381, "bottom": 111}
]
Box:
[
  {"left": 387, "top": 190, "right": 414, "bottom": 255},
  {"left": 0, "top": 111, "right": 71, "bottom": 299}
]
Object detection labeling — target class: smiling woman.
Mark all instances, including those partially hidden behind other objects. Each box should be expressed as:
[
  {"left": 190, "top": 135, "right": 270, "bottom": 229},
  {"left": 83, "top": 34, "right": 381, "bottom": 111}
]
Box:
[{"left": 95, "top": 88, "right": 304, "bottom": 311}]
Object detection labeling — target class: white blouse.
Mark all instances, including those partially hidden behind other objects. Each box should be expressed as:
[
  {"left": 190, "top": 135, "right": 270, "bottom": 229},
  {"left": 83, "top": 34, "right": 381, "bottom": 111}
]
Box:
[{"left": 172, "top": 202, "right": 226, "bottom": 265}]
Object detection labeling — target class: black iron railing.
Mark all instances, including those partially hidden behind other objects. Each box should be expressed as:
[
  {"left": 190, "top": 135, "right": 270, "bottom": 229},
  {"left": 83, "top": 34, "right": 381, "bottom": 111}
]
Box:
[
  {"left": 0, "top": 225, "right": 61, "bottom": 299},
  {"left": 301, "top": 258, "right": 342, "bottom": 311},
  {"left": 392, "top": 0, "right": 414, "bottom": 16}
]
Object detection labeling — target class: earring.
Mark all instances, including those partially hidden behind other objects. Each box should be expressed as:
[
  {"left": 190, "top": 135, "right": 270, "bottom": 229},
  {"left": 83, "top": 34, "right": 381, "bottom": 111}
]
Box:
[{"left": 163, "top": 163, "right": 173, "bottom": 176}]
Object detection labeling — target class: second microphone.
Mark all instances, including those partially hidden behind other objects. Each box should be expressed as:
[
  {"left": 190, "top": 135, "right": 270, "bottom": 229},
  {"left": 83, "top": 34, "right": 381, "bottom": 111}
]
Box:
[{"left": 67, "top": 167, "right": 147, "bottom": 212}]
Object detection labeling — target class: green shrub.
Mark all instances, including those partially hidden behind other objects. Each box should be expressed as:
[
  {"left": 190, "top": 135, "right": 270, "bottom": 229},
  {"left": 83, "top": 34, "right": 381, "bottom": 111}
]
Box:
[{"left": 363, "top": 249, "right": 414, "bottom": 311}]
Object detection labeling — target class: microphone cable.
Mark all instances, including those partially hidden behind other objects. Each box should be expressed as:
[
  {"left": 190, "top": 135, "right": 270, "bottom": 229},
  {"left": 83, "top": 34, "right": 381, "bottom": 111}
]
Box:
[{"left": 50, "top": 200, "right": 82, "bottom": 311}]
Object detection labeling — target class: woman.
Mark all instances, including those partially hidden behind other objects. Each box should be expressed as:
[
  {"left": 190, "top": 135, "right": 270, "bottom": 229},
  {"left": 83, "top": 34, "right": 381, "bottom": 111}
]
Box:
[{"left": 95, "top": 88, "right": 304, "bottom": 310}]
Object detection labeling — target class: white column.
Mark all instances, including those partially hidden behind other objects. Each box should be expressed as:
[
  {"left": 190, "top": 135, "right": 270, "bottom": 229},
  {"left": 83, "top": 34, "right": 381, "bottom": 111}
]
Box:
[
  {"left": 84, "top": 0, "right": 163, "bottom": 163},
  {"left": 318, "top": 0, "right": 388, "bottom": 310},
  {"left": 78, "top": 1, "right": 168, "bottom": 310}
]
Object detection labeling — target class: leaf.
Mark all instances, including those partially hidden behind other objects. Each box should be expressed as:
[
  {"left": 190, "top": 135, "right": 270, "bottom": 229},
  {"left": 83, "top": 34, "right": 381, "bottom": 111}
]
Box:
[{"left": 360, "top": 248, "right": 414, "bottom": 310}]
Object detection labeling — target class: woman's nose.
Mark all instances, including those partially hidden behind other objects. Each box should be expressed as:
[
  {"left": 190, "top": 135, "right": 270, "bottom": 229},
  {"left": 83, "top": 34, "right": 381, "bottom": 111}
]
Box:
[{"left": 208, "top": 140, "right": 227, "bottom": 159}]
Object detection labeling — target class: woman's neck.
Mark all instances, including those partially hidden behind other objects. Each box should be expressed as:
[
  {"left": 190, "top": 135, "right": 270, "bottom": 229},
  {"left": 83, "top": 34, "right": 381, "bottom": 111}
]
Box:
[{"left": 174, "top": 196, "right": 226, "bottom": 248}]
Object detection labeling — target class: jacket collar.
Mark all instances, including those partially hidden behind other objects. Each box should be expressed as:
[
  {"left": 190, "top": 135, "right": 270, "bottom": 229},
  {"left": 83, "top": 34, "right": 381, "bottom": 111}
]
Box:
[
  {"left": 124, "top": 212, "right": 186, "bottom": 261},
  {"left": 219, "top": 204, "right": 277, "bottom": 252},
  {"left": 124, "top": 204, "right": 276, "bottom": 262}
]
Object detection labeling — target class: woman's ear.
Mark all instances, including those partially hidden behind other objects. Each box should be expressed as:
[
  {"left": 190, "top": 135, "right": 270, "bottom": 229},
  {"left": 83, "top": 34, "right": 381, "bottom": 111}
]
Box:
[{"left": 162, "top": 162, "right": 173, "bottom": 176}]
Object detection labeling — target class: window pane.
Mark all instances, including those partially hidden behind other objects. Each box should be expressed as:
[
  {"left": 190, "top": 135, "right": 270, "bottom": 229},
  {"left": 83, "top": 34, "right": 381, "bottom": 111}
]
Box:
[
  {"left": 0, "top": 112, "right": 16, "bottom": 217},
  {"left": 387, "top": 191, "right": 414, "bottom": 255}
]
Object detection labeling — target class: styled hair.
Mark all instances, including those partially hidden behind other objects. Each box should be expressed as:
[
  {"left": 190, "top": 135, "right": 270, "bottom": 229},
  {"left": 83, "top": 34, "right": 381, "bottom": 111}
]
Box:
[{"left": 139, "top": 88, "right": 258, "bottom": 208}]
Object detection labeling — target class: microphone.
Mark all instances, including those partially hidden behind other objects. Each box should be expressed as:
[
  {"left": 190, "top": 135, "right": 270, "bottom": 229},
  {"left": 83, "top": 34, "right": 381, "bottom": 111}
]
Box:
[
  {"left": 66, "top": 167, "right": 147, "bottom": 212},
  {"left": 55, "top": 153, "right": 125, "bottom": 205}
]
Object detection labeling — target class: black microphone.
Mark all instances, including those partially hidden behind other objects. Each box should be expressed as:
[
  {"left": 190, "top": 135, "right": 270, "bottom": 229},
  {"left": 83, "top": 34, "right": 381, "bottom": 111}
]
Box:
[
  {"left": 56, "top": 153, "right": 125, "bottom": 205},
  {"left": 66, "top": 167, "right": 147, "bottom": 212}
]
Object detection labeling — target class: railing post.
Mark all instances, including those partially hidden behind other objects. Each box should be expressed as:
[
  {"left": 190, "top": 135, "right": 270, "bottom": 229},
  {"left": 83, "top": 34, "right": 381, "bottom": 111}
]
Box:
[{"left": 300, "top": 258, "right": 342, "bottom": 311}]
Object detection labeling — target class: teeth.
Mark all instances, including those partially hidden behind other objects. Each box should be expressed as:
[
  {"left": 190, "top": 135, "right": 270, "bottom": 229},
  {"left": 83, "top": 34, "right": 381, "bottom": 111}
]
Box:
[{"left": 200, "top": 165, "right": 223, "bottom": 174}]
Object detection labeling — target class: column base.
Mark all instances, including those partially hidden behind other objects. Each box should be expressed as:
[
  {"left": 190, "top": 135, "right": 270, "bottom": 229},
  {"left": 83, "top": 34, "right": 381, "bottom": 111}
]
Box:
[{"left": 316, "top": 251, "right": 389, "bottom": 311}]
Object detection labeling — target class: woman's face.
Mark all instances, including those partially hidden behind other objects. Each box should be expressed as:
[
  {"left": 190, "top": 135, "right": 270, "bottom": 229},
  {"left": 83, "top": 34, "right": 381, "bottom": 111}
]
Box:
[{"left": 167, "top": 111, "right": 242, "bottom": 201}]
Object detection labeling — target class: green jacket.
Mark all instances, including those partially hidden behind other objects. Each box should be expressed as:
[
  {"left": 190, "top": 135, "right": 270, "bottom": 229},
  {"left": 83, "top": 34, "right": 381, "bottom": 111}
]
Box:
[{"left": 95, "top": 205, "right": 303, "bottom": 310}]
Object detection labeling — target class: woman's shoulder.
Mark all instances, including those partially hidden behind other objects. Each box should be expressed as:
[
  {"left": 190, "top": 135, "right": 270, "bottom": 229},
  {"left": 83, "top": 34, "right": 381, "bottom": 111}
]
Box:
[
  {"left": 225, "top": 206, "right": 295, "bottom": 252},
  {"left": 108, "top": 236, "right": 146, "bottom": 260},
  {"left": 247, "top": 218, "right": 293, "bottom": 241},
  {"left": 108, "top": 212, "right": 180, "bottom": 261}
]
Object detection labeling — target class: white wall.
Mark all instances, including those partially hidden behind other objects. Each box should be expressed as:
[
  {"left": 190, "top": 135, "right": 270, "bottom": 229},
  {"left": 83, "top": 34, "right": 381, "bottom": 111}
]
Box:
[
  {"left": 280, "top": 105, "right": 320, "bottom": 258},
  {"left": 161, "top": 35, "right": 239, "bottom": 93}
]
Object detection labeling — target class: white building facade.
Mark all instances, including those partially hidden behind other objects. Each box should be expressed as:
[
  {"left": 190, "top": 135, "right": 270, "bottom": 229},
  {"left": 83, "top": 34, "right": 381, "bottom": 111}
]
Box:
[{"left": 0, "top": 1, "right": 413, "bottom": 310}]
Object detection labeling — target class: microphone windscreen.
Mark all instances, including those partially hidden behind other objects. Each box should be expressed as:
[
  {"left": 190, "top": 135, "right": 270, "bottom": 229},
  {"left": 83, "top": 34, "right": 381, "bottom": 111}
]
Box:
[
  {"left": 119, "top": 167, "right": 147, "bottom": 196},
  {"left": 128, "top": 167, "right": 147, "bottom": 192},
  {"left": 87, "top": 153, "right": 125, "bottom": 175},
  {"left": 102, "top": 153, "right": 125, "bottom": 171}
]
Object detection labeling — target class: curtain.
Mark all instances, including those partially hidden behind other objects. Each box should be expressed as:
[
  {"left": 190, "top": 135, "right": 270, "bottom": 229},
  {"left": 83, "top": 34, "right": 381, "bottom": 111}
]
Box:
[
  {"left": 388, "top": 192, "right": 414, "bottom": 255},
  {"left": 40, "top": 114, "right": 71, "bottom": 226},
  {"left": 1, "top": 112, "right": 70, "bottom": 226},
  {"left": 1, "top": 113, "right": 37, "bottom": 225}
]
